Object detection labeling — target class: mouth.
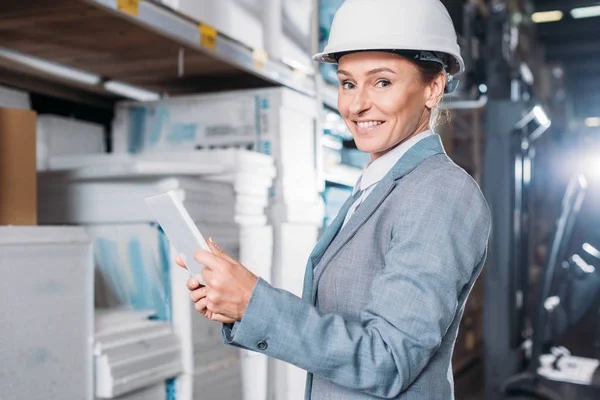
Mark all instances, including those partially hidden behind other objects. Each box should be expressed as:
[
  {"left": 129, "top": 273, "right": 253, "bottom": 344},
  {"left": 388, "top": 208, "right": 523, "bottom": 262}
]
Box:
[{"left": 353, "top": 120, "right": 385, "bottom": 133}]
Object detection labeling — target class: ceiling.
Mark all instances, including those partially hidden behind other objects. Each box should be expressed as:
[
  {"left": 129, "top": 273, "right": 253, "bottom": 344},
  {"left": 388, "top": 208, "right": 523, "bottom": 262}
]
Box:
[{"left": 533, "top": 0, "right": 600, "bottom": 119}]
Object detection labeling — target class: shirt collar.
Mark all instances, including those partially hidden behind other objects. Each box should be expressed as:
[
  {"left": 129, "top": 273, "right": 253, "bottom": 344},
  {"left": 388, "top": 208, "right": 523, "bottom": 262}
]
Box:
[{"left": 353, "top": 130, "right": 435, "bottom": 195}]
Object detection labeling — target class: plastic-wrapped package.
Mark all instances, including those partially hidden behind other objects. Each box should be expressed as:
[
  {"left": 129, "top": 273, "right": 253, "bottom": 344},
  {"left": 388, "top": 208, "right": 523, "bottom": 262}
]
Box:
[{"left": 318, "top": 0, "right": 344, "bottom": 85}]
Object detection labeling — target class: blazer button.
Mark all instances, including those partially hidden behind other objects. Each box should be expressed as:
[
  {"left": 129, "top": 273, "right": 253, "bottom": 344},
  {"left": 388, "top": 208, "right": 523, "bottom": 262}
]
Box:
[{"left": 257, "top": 340, "right": 268, "bottom": 351}]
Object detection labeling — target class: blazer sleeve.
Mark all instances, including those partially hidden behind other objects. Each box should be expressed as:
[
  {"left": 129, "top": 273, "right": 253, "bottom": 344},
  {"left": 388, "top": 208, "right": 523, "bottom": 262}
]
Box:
[{"left": 222, "top": 171, "right": 491, "bottom": 398}]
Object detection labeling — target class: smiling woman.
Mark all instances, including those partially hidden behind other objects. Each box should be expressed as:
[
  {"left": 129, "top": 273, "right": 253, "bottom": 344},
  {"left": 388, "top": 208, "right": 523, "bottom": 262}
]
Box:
[
  {"left": 336, "top": 51, "right": 447, "bottom": 160},
  {"left": 178, "top": 1, "right": 492, "bottom": 399}
]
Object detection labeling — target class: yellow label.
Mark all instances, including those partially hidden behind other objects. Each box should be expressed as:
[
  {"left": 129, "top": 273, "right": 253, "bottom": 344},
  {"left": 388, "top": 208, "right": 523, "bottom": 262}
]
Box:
[
  {"left": 252, "top": 50, "right": 268, "bottom": 70},
  {"left": 465, "top": 331, "right": 475, "bottom": 350},
  {"left": 117, "top": 0, "right": 139, "bottom": 16},
  {"left": 199, "top": 23, "right": 217, "bottom": 50}
]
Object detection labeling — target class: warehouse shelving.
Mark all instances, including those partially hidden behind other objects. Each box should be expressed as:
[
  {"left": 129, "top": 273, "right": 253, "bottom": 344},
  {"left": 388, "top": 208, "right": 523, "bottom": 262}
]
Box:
[
  {"left": 0, "top": 0, "right": 315, "bottom": 102},
  {"left": 323, "top": 164, "right": 362, "bottom": 188},
  {"left": 321, "top": 81, "right": 338, "bottom": 111}
]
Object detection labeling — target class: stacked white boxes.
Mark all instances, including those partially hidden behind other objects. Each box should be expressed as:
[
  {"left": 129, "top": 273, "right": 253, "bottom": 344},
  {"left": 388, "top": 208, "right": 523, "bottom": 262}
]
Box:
[
  {"left": 94, "top": 309, "right": 182, "bottom": 399},
  {"left": 0, "top": 227, "right": 94, "bottom": 400},
  {"left": 37, "top": 150, "right": 275, "bottom": 400},
  {"left": 158, "top": 0, "right": 314, "bottom": 73},
  {"left": 0, "top": 84, "right": 31, "bottom": 109},
  {"left": 111, "top": 87, "right": 320, "bottom": 205},
  {"left": 110, "top": 87, "right": 323, "bottom": 400},
  {"left": 36, "top": 115, "right": 106, "bottom": 171}
]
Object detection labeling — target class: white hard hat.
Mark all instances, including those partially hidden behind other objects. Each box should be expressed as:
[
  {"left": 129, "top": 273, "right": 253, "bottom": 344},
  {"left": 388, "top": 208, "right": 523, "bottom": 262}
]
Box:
[{"left": 313, "top": 0, "right": 465, "bottom": 92}]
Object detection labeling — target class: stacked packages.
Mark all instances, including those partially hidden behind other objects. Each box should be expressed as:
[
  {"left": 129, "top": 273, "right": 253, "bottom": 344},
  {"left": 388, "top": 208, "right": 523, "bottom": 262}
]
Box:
[
  {"left": 0, "top": 227, "right": 94, "bottom": 400},
  {"left": 36, "top": 115, "right": 106, "bottom": 171},
  {"left": 37, "top": 149, "right": 275, "bottom": 400},
  {"left": 109, "top": 87, "right": 323, "bottom": 400},
  {"left": 94, "top": 309, "right": 181, "bottom": 400},
  {"left": 35, "top": 86, "right": 322, "bottom": 400},
  {"left": 157, "top": 0, "right": 314, "bottom": 73}
]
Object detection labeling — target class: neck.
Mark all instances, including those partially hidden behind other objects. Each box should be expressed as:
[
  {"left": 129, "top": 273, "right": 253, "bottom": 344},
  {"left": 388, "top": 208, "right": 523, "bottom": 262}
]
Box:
[{"left": 370, "top": 125, "right": 431, "bottom": 162}]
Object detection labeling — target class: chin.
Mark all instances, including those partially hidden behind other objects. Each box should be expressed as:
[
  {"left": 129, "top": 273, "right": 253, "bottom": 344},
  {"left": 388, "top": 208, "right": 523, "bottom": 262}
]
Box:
[{"left": 353, "top": 138, "right": 386, "bottom": 156}]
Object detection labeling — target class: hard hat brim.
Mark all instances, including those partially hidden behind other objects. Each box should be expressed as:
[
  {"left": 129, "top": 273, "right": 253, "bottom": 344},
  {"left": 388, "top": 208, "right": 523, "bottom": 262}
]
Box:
[{"left": 313, "top": 46, "right": 465, "bottom": 77}]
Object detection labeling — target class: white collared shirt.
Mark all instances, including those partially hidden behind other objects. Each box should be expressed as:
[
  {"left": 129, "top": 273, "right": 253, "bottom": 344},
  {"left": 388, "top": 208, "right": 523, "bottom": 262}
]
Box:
[{"left": 341, "top": 130, "right": 434, "bottom": 228}]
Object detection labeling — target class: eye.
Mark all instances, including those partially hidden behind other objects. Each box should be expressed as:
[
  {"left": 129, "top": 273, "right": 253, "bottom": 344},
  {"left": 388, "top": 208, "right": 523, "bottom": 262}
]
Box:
[
  {"left": 375, "top": 79, "right": 391, "bottom": 88},
  {"left": 341, "top": 81, "right": 356, "bottom": 90}
]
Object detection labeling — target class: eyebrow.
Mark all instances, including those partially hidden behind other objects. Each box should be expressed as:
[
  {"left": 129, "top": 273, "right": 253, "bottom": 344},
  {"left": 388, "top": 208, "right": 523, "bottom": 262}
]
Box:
[{"left": 337, "top": 67, "right": 397, "bottom": 77}]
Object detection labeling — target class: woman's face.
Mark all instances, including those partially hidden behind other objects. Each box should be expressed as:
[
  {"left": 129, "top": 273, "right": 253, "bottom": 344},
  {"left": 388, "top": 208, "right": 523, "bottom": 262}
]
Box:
[{"left": 337, "top": 51, "right": 442, "bottom": 160}]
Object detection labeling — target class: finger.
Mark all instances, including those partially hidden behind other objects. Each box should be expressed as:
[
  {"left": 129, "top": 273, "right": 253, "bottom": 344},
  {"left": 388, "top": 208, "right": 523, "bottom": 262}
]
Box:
[
  {"left": 206, "top": 237, "right": 224, "bottom": 255},
  {"left": 201, "top": 267, "right": 215, "bottom": 288},
  {"left": 207, "top": 237, "right": 239, "bottom": 265},
  {"left": 187, "top": 277, "right": 202, "bottom": 291},
  {"left": 176, "top": 256, "right": 186, "bottom": 268},
  {"left": 211, "top": 313, "right": 236, "bottom": 324},
  {"left": 190, "top": 286, "right": 207, "bottom": 302},
  {"left": 194, "top": 298, "right": 208, "bottom": 313},
  {"left": 194, "top": 249, "right": 222, "bottom": 270}
]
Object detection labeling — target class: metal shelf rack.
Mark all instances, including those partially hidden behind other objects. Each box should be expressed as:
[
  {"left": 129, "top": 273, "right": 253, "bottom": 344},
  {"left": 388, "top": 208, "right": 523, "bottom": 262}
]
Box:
[{"left": 0, "top": 0, "right": 316, "bottom": 103}]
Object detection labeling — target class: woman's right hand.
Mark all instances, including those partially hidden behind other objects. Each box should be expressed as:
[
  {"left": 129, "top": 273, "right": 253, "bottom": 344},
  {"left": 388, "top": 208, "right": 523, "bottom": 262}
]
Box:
[{"left": 175, "top": 255, "right": 236, "bottom": 324}]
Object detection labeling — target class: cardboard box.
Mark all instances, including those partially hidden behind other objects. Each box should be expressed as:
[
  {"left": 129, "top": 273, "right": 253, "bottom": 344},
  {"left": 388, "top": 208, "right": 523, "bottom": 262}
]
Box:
[
  {"left": 105, "top": 383, "right": 166, "bottom": 400},
  {"left": 94, "top": 310, "right": 182, "bottom": 398},
  {"left": 0, "top": 226, "right": 94, "bottom": 400},
  {"left": 265, "top": 0, "right": 314, "bottom": 73},
  {"left": 160, "top": 0, "right": 314, "bottom": 73},
  {"left": 110, "top": 88, "right": 319, "bottom": 204},
  {"left": 0, "top": 85, "right": 31, "bottom": 109},
  {"left": 37, "top": 115, "right": 105, "bottom": 171},
  {"left": 0, "top": 107, "right": 37, "bottom": 225},
  {"left": 86, "top": 221, "right": 272, "bottom": 400},
  {"left": 164, "top": 0, "right": 265, "bottom": 51}
]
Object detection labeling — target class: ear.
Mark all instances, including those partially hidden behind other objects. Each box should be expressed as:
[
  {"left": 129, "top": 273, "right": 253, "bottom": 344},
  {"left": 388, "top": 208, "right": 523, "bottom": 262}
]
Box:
[{"left": 425, "top": 73, "right": 446, "bottom": 109}]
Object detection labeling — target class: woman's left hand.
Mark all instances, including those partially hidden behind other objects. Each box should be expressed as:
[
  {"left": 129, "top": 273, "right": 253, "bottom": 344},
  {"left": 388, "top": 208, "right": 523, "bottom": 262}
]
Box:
[{"left": 190, "top": 238, "right": 259, "bottom": 322}]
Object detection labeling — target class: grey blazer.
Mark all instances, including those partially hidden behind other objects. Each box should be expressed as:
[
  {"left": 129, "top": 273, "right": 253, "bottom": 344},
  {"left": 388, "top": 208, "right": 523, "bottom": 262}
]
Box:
[{"left": 223, "top": 134, "right": 491, "bottom": 399}]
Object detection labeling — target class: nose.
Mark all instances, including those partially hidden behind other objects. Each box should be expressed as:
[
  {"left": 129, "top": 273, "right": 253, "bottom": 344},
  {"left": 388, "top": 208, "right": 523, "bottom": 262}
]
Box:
[{"left": 347, "top": 87, "right": 371, "bottom": 116}]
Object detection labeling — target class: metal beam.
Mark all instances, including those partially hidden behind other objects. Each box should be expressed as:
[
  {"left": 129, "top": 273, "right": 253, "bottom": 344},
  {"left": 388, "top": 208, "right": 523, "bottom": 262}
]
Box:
[
  {"left": 0, "top": 66, "right": 116, "bottom": 108},
  {"left": 485, "top": 4, "right": 512, "bottom": 99}
]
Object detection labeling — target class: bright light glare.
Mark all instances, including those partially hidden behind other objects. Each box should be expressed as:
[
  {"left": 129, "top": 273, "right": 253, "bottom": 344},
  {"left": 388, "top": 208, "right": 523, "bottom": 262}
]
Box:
[
  {"left": 520, "top": 63, "right": 534, "bottom": 85},
  {"left": 583, "top": 243, "right": 600, "bottom": 259},
  {"left": 544, "top": 296, "right": 560, "bottom": 311},
  {"left": 571, "top": 5, "right": 600, "bottom": 19},
  {"left": 533, "top": 105, "right": 551, "bottom": 127},
  {"left": 0, "top": 47, "right": 101, "bottom": 85},
  {"left": 532, "top": 10, "right": 563, "bottom": 23},
  {"left": 479, "top": 84, "right": 488, "bottom": 94},
  {"left": 571, "top": 254, "right": 595, "bottom": 273},
  {"left": 578, "top": 173, "right": 589, "bottom": 189},
  {"left": 103, "top": 81, "right": 160, "bottom": 102},
  {"left": 585, "top": 117, "right": 600, "bottom": 128},
  {"left": 582, "top": 156, "right": 600, "bottom": 181},
  {"left": 524, "top": 157, "right": 532, "bottom": 184}
]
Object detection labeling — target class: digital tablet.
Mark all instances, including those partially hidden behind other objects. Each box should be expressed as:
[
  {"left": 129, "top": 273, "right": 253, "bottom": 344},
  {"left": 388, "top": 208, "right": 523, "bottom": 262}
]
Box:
[{"left": 144, "top": 190, "right": 210, "bottom": 283}]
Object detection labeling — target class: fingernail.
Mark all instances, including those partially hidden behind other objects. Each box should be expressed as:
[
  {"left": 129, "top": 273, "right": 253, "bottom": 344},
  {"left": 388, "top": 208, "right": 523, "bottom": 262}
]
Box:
[
  {"left": 190, "top": 279, "right": 198, "bottom": 286},
  {"left": 208, "top": 237, "right": 220, "bottom": 250}
]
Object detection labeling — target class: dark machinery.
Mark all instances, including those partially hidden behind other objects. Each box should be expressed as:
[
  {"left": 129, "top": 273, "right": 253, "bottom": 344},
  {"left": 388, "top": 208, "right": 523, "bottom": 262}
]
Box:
[{"left": 501, "top": 173, "right": 600, "bottom": 399}]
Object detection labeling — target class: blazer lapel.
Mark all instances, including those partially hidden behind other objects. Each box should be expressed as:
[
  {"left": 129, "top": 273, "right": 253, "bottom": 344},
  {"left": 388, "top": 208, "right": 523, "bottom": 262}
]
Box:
[
  {"left": 311, "top": 134, "right": 446, "bottom": 299},
  {"left": 301, "top": 190, "right": 362, "bottom": 302}
]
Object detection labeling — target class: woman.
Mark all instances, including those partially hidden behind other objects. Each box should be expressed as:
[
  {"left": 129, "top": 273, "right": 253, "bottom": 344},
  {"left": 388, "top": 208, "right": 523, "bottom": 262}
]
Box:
[{"left": 177, "top": 0, "right": 491, "bottom": 398}]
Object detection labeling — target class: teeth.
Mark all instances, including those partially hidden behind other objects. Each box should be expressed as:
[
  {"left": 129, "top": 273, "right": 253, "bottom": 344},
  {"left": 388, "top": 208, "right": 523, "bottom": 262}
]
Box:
[{"left": 357, "top": 121, "right": 383, "bottom": 128}]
